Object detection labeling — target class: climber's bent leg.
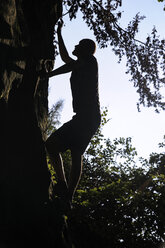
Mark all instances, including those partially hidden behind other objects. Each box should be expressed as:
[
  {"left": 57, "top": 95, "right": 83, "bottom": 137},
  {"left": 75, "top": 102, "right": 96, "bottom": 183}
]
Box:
[
  {"left": 68, "top": 150, "right": 83, "bottom": 202},
  {"left": 45, "top": 137, "right": 67, "bottom": 186}
]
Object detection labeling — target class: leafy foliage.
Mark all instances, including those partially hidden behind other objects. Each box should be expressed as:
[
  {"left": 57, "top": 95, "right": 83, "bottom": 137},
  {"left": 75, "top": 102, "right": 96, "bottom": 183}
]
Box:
[
  {"left": 47, "top": 104, "right": 165, "bottom": 247},
  {"left": 70, "top": 141, "right": 165, "bottom": 248},
  {"left": 45, "top": 99, "right": 64, "bottom": 137},
  {"left": 61, "top": 0, "right": 165, "bottom": 112}
]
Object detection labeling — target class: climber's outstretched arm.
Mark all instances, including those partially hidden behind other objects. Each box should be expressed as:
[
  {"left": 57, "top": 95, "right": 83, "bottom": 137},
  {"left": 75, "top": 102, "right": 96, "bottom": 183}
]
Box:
[
  {"left": 57, "top": 21, "right": 74, "bottom": 64},
  {"left": 40, "top": 62, "right": 74, "bottom": 79}
]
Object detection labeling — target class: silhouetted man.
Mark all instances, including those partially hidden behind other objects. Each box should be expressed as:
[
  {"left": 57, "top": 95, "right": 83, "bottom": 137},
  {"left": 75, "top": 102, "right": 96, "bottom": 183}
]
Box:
[{"left": 43, "top": 22, "right": 101, "bottom": 210}]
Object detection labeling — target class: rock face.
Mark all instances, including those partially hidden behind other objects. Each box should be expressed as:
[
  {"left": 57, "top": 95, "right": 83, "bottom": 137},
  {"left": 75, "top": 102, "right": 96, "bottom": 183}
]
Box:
[{"left": 0, "top": 0, "right": 63, "bottom": 246}]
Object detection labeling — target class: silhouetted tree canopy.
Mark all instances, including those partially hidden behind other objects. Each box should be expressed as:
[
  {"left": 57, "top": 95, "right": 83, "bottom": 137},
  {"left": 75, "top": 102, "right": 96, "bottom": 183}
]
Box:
[
  {"left": 47, "top": 108, "right": 165, "bottom": 247},
  {"left": 62, "top": 0, "right": 165, "bottom": 112}
]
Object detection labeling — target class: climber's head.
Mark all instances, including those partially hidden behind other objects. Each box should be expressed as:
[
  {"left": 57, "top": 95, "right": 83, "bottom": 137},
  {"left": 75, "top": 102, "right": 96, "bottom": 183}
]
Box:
[{"left": 72, "top": 39, "right": 96, "bottom": 58}]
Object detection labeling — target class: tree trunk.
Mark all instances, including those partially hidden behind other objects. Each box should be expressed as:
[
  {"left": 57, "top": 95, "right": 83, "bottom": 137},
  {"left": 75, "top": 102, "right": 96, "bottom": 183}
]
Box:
[{"left": 0, "top": 0, "right": 68, "bottom": 247}]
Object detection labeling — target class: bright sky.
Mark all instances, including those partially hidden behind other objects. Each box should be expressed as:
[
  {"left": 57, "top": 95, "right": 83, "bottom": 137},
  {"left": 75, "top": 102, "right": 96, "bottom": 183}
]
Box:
[{"left": 48, "top": 0, "right": 165, "bottom": 159}]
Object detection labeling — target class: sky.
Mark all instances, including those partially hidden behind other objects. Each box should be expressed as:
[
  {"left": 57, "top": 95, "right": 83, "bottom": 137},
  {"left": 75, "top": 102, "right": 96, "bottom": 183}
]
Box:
[{"left": 48, "top": 0, "right": 165, "bottom": 159}]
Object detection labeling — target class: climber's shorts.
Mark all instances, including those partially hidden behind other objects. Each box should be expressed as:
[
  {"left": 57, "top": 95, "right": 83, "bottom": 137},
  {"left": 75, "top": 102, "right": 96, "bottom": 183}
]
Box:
[{"left": 46, "top": 112, "right": 101, "bottom": 154}]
